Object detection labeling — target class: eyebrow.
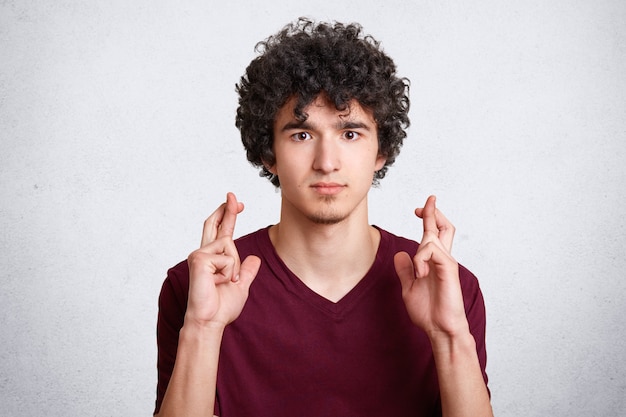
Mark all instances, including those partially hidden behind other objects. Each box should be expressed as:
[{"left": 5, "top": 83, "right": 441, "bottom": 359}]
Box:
[{"left": 279, "top": 120, "right": 372, "bottom": 132}]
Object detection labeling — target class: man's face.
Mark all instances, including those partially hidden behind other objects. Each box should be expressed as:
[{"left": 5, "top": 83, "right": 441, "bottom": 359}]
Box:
[{"left": 268, "top": 95, "right": 386, "bottom": 225}]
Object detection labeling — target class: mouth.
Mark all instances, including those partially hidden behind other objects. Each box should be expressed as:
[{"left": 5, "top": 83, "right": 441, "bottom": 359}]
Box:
[{"left": 310, "top": 182, "right": 346, "bottom": 196}]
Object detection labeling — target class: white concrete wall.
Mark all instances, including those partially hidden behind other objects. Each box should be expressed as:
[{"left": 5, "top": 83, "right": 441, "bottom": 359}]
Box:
[{"left": 1, "top": 1, "right": 624, "bottom": 415}]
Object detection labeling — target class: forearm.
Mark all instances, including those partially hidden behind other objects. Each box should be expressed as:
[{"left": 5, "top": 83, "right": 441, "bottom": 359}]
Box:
[
  {"left": 430, "top": 331, "right": 493, "bottom": 417},
  {"left": 156, "top": 323, "right": 224, "bottom": 417}
]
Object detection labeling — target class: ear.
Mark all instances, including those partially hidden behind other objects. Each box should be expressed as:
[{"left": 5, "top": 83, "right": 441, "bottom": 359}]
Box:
[
  {"left": 374, "top": 154, "right": 386, "bottom": 171},
  {"left": 263, "top": 160, "right": 277, "bottom": 175}
]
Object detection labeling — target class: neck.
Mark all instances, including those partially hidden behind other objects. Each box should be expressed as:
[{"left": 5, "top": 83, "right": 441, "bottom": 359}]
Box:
[{"left": 269, "top": 199, "right": 380, "bottom": 302}]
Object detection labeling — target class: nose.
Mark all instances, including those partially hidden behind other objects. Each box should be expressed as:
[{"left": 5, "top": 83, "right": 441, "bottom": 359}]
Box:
[{"left": 312, "top": 137, "right": 340, "bottom": 173}]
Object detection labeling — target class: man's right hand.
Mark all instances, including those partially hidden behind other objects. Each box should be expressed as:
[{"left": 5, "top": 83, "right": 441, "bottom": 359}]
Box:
[{"left": 185, "top": 192, "right": 261, "bottom": 329}]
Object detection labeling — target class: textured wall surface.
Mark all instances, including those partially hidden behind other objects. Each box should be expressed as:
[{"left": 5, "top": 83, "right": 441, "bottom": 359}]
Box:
[{"left": 1, "top": 1, "right": 625, "bottom": 416}]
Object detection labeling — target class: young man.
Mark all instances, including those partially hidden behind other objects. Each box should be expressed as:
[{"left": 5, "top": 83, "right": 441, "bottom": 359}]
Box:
[{"left": 154, "top": 19, "right": 492, "bottom": 417}]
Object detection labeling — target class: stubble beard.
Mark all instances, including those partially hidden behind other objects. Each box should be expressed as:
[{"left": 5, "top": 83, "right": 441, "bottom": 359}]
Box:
[{"left": 307, "top": 195, "right": 347, "bottom": 225}]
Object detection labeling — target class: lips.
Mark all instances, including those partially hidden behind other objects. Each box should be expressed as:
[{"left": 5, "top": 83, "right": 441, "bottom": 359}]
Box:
[{"left": 311, "top": 182, "right": 346, "bottom": 195}]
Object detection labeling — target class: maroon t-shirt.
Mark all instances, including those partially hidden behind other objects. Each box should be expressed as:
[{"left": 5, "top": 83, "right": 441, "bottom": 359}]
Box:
[{"left": 155, "top": 226, "right": 489, "bottom": 417}]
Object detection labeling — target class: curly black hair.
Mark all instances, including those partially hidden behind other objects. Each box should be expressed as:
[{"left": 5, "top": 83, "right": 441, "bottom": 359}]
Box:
[{"left": 235, "top": 18, "right": 410, "bottom": 187}]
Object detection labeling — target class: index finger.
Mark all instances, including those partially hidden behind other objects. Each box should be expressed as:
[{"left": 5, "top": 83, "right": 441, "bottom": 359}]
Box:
[{"left": 415, "top": 196, "right": 455, "bottom": 252}]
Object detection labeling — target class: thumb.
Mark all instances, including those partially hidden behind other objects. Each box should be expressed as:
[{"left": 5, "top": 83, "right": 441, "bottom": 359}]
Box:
[
  {"left": 236, "top": 255, "right": 261, "bottom": 287},
  {"left": 394, "top": 251, "right": 415, "bottom": 290}
]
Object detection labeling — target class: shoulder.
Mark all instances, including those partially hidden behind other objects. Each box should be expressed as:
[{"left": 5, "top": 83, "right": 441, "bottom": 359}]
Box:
[
  {"left": 376, "top": 226, "right": 420, "bottom": 254},
  {"left": 234, "top": 226, "right": 271, "bottom": 257},
  {"left": 158, "top": 259, "right": 189, "bottom": 314}
]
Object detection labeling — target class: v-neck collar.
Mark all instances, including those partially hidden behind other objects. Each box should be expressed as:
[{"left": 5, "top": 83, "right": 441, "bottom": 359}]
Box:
[{"left": 254, "top": 226, "right": 392, "bottom": 318}]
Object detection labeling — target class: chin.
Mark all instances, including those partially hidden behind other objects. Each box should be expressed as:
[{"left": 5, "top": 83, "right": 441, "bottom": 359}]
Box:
[
  {"left": 308, "top": 216, "right": 344, "bottom": 225},
  {"left": 307, "top": 210, "right": 347, "bottom": 225}
]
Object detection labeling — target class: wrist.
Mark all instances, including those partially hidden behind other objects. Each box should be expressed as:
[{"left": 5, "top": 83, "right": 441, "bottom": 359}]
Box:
[
  {"left": 181, "top": 316, "right": 227, "bottom": 338},
  {"left": 428, "top": 329, "right": 477, "bottom": 359}
]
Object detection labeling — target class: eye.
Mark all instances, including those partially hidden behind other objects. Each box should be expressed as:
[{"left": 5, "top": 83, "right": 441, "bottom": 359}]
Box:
[
  {"left": 343, "top": 131, "right": 360, "bottom": 141},
  {"left": 291, "top": 131, "right": 312, "bottom": 141}
]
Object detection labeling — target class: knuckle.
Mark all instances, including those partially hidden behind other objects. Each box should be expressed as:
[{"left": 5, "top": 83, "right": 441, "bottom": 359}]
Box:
[
  {"left": 187, "top": 252, "right": 211, "bottom": 274},
  {"left": 419, "top": 240, "right": 435, "bottom": 250},
  {"left": 187, "top": 250, "right": 201, "bottom": 264}
]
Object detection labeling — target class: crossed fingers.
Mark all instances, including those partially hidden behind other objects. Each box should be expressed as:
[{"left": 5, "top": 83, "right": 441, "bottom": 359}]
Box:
[
  {"left": 201, "top": 192, "right": 244, "bottom": 247},
  {"left": 415, "top": 195, "right": 455, "bottom": 254},
  {"left": 401, "top": 195, "right": 458, "bottom": 282},
  {"left": 394, "top": 196, "right": 467, "bottom": 335},
  {"left": 197, "top": 192, "right": 243, "bottom": 282}
]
